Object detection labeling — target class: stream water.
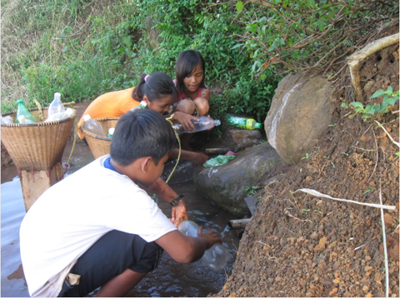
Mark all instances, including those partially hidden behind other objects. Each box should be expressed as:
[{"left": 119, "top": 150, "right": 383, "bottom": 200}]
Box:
[{"left": 1, "top": 141, "right": 240, "bottom": 297}]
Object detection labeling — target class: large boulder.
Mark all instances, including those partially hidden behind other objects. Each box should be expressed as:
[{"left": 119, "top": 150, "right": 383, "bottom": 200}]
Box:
[
  {"left": 264, "top": 72, "right": 333, "bottom": 164},
  {"left": 193, "top": 142, "right": 283, "bottom": 217}
]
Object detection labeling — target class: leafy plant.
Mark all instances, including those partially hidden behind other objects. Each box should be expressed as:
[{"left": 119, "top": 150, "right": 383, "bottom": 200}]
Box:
[
  {"left": 244, "top": 185, "right": 262, "bottom": 196},
  {"left": 233, "top": 0, "right": 399, "bottom": 76},
  {"left": 341, "top": 86, "right": 399, "bottom": 120},
  {"left": 301, "top": 153, "right": 312, "bottom": 160}
]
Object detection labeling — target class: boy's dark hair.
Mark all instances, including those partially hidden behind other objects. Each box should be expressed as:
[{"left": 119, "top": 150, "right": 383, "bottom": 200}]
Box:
[
  {"left": 110, "top": 109, "right": 177, "bottom": 166},
  {"left": 175, "top": 50, "right": 206, "bottom": 94},
  {"left": 132, "top": 72, "right": 178, "bottom": 104}
]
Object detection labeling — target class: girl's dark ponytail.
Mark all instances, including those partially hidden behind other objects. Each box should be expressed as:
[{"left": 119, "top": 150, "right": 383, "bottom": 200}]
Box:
[
  {"left": 132, "top": 73, "right": 148, "bottom": 102},
  {"left": 133, "top": 72, "right": 177, "bottom": 103}
]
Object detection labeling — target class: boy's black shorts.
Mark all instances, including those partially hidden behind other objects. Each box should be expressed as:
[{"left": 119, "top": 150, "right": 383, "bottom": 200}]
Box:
[{"left": 58, "top": 230, "right": 163, "bottom": 297}]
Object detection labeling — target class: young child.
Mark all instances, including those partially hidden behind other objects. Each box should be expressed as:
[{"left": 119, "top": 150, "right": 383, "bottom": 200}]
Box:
[
  {"left": 77, "top": 72, "right": 175, "bottom": 140},
  {"left": 20, "top": 109, "right": 221, "bottom": 297},
  {"left": 174, "top": 50, "right": 211, "bottom": 150},
  {"left": 174, "top": 50, "right": 210, "bottom": 118},
  {"left": 77, "top": 72, "right": 208, "bottom": 166}
]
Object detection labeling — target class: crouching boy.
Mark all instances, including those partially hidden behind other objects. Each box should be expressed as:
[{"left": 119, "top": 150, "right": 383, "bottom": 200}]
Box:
[{"left": 20, "top": 109, "right": 221, "bottom": 297}]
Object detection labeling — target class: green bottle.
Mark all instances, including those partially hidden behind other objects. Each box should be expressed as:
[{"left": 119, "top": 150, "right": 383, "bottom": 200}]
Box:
[
  {"left": 16, "top": 99, "right": 35, "bottom": 123},
  {"left": 227, "top": 115, "right": 262, "bottom": 130}
]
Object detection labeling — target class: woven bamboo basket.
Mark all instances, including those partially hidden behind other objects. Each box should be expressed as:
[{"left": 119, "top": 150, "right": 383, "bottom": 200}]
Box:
[
  {"left": 81, "top": 117, "right": 119, "bottom": 159},
  {"left": 1, "top": 108, "right": 76, "bottom": 170}
]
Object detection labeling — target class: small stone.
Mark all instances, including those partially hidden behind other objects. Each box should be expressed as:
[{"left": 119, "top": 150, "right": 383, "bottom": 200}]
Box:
[
  {"left": 333, "top": 278, "right": 341, "bottom": 284},
  {"left": 329, "top": 288, "right": 338, "bottom": 296},
  {"left": 384, "top": 213, "right": 396, "bottom": 226},
  {"left": 314, "top": 236, "right": 328, "bottom": 252},
  {"left": 365, "top": 266, "right": 373, "bottom": 272}
]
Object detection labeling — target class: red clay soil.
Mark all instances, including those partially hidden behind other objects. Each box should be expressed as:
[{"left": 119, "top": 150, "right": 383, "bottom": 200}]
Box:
[{"left": 216, "top": 27, "right": 399, "bottom": 297}]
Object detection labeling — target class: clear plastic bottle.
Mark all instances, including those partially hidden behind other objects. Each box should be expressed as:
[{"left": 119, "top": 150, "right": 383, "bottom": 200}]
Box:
[
  {"left": 227, "top": 115, "right": 262, "bottom": 130},
  {"left": 173, "top": 117, "right": 221, "bottom": 134},
  {"left": 44, "top": 107, "right": 76, "bottom": 122},
  {"left": 1, "top": 116, "right": 14, "bottom": 124},
  {"left": 47, "top": 92, "right": 65, "bottom": 120},
  {"left": 82, "top": 114, "right": 106, "bottom": 137},
  {"left": 16, "top": 99, "right": 35, "bottom": 123},
  {"left": 178, "top": 220, "right": 230, "bottom": 271},
  {"left": 17, "top": 115, "right": 35, "bottom": 124},
  {"left": 107, "top": 127, "right": 115, "bottom": 138}
]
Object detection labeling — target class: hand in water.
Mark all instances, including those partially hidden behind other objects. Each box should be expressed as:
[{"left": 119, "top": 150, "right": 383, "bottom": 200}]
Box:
[
  {"left": 193, "top": 152, "right": 209, "bottom": 166},
  {"left": 197, "top": 226, "right": 222, "bottom": 249},
  {"left": 170, "top": 200, "right": 188, "bottom": 227}
]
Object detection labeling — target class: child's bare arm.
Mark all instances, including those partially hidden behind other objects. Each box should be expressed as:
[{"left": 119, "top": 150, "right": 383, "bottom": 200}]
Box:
[
  {"left": 169, "top": 148, "right": 209, "bottom": 166},
  {"left": 155, "top": 230, "right": 221, "bottom": 263},
  {"left": 142, "top": 178, "right": 188, "bottom": 226}
]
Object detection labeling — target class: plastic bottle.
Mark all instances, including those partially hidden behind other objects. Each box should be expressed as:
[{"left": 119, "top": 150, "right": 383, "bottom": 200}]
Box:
[
  {"left": 17, "top": 115, "right": 35, "bottom": 124},
  {"left": 44, "top": 107, "right": 76, "bottom": 122},
  {"left": 82, "top": 114, "right": 106, "bottom": 137},
  {"left": 16, "top": 99, "right": 35, "bottom": 123},
  {"left": 173, "top": 117, "right": 221, "bottom": 134},
  {"left": 1, "top": 116, "right": 14, "bottom": 124},
  {"left": 107, "top": 127, "right": 115, "bottom": 138},
  {"left": 227, "top": 115, "right": 262, "bottom": 130},
  {"left": 178, "top": 220, "right": 230, "bottom": 271},
  {"left": 47, "top": 92, "right": 65, "bottom": 120}
]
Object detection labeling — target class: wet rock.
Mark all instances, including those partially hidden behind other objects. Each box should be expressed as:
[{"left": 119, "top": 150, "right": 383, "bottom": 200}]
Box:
[
  {"left": 228, "top": 128, "right": 263, "bottom": 151},
  {"left": 193, "top": 142, "right": 283, "bottom": 217}
]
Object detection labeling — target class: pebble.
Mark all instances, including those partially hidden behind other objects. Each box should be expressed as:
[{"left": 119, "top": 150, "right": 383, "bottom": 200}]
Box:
[{"left": 329, "top": 288, "right": 338, "bottom": 296}]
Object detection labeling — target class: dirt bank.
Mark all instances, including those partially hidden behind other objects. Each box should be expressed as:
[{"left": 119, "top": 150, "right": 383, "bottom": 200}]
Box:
[{"left": 217, "top": 26, "right": 399, "bottom": 297}]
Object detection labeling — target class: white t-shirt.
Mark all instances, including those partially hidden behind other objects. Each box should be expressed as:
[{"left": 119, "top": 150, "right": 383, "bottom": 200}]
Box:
[{"left": 19, "top": 155, "right": 176, "bottom": 297}]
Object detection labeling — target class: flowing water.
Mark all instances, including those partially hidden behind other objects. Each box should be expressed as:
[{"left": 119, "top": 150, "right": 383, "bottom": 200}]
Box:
[{"left": 1, "top": 141, "right": 240, "bottom": 297}]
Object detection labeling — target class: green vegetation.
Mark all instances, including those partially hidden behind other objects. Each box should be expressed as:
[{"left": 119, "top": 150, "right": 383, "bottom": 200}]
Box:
[
  {"left": 244, "top": 185, "right": 262, "bottom": 196},
  {"left": 2, "top": 0, "right": 398, "bottom": 126},
  {"left": 341, "top": 86, "right": 399, "bottom": 120}
]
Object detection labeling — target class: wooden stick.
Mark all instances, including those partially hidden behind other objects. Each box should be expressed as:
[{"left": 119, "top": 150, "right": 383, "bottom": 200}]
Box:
[
  {"left": 347, "top": 33, "right": 399, "bottom": 100},
  {"left": 292, "top": 188, "right": 396, "bottom": 210}
]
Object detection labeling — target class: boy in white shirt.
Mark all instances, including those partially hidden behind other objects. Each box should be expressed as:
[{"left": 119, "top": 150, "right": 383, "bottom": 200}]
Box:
[{"left": 20, "top": 109, "right": 221, "bottom": 297}]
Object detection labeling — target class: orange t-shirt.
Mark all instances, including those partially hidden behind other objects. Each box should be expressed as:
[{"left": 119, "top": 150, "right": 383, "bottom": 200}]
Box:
[{"left": 77, "top": 87, "right": 140, "bottom": 139}]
